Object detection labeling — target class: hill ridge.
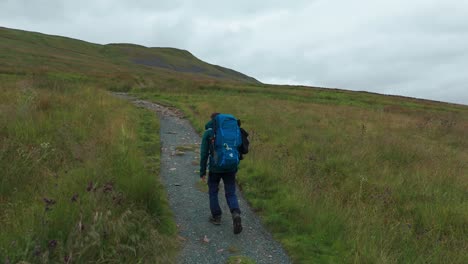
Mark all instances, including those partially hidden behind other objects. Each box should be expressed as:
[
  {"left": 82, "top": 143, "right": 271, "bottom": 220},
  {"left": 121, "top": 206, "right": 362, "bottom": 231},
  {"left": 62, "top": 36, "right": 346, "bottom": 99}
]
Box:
[{"left": 0, "top": 26, "right": 259, "bottom": 83}]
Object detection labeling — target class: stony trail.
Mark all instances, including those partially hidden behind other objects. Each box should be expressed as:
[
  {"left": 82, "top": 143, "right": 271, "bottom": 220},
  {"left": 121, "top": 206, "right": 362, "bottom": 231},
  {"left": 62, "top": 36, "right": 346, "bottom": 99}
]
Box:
[{"left": 115, "top": 94, "right": 291, "bottom": 264}]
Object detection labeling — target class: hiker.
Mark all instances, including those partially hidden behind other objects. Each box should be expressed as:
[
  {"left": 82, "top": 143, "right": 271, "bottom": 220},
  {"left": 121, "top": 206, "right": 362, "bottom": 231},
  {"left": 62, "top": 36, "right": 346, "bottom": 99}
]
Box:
[{"left": 200, "top": 112, "right": 249, "bottom": 235}]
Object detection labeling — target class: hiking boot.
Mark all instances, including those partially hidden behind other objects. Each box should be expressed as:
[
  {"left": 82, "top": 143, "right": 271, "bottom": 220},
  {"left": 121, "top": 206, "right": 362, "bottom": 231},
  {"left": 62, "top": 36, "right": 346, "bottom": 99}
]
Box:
[
  {"left": 209, "top": 215, "right": 221, "bottom": 225},
  {"left": 232, "top": 212, "right": 242, "bottom": 234}
]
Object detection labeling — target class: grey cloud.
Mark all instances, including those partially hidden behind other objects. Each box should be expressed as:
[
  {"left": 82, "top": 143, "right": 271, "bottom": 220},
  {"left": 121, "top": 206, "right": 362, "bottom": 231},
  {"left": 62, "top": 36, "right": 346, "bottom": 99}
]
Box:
[
  {"left": 0, "top": 0, "right": 467, "bottom": 104},
  {"left": 0, "top": 0, "right": 66, "bottom": 21}
]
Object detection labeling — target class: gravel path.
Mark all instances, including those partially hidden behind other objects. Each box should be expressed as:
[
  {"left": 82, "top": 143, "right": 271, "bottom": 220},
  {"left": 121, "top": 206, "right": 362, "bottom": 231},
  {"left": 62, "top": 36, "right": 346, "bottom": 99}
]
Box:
[{"left": 114, "top": 93, "right": 291, "bottom": 264}]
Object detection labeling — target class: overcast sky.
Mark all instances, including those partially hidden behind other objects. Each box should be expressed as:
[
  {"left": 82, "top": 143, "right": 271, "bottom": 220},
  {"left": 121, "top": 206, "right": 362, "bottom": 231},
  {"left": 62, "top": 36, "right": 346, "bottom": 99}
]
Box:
[{"left": 1, "top": 0, "right": 467, "bottom": 105}]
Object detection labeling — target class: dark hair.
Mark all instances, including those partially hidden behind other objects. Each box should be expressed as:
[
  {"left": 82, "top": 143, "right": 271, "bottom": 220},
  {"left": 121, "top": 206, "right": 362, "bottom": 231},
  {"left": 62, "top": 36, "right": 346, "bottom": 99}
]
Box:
[{"left": 210, "top": 112, "right": 220, "bottom": 119}]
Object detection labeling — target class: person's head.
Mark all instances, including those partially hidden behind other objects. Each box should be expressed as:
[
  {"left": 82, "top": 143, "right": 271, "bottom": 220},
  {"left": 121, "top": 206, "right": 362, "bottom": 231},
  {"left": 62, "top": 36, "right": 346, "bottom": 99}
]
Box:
[{"left": 210, "top": 112, "right": 220, "bottom": 119}]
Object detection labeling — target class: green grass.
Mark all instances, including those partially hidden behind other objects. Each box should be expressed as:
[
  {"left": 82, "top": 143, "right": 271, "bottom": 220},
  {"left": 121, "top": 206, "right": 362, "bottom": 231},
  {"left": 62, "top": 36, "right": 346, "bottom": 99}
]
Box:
[
  {"left": 132, "top": 87, "right": 468, "bottom": 263},
  {"left": 0, "top": 76, "right": 178, "bottom": 263}
]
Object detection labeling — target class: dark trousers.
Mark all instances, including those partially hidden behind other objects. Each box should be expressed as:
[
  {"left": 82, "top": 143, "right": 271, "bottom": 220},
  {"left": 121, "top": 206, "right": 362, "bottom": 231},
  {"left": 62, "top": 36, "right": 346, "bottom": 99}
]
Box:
[{"left": 208, "top": 171, "right": 241, "bottom": 217}]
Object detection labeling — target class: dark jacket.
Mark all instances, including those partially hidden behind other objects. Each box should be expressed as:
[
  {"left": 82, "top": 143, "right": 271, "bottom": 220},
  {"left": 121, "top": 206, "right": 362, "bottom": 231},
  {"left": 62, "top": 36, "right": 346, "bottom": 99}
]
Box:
[{"left": 199, "top": 120, "right": 239, "bottom": 177}]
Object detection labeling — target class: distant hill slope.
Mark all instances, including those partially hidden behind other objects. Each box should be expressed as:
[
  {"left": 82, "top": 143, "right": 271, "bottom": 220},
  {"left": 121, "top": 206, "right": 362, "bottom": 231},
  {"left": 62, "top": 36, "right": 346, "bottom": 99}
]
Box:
[
  {"left": 0, "top": 26, "right": 259, "bottom": 83},
  {"left": 108, "top": 44, "right": 258, "bottom": 82}
]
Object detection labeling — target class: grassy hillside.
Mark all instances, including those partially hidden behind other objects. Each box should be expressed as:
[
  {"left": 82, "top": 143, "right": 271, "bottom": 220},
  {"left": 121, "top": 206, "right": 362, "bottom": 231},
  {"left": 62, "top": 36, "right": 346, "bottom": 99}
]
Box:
[
  {"left": 0, "top": 27, "right": 258, "bottom": 84},
  {"left": 134, "top": 83, "right": 467, "bottom": 263},
  {"left": 1, "top": 26, "right": 467, "bottom": 263}
]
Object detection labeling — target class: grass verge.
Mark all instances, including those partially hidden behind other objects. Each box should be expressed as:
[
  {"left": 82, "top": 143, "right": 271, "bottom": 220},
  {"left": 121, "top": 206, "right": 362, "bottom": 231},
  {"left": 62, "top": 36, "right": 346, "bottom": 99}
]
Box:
[
  {"left": 0, "top": 76, "right": 178, "bottom": 263},
  {"left": 132, "top": 87, "right": 468, "bottom": 263}
]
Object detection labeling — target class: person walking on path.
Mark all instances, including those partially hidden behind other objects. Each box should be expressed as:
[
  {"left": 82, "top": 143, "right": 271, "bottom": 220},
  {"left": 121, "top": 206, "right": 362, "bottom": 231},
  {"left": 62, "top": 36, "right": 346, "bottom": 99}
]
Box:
[{"left": 200, "top": 113, "right": 243, "bottom": 234}]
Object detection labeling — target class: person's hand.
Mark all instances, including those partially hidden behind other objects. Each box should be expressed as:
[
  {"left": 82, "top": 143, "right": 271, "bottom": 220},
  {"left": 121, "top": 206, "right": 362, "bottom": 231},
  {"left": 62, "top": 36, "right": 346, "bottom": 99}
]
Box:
[{"left": 201, "top": 175, "right": 206, "bottom": 183}]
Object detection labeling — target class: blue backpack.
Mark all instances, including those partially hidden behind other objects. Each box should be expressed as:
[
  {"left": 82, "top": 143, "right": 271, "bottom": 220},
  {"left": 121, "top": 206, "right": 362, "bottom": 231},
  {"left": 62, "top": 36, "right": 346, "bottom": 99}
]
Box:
[{"left": 211, "top": 114, "right": 242, "bottom": 170}]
